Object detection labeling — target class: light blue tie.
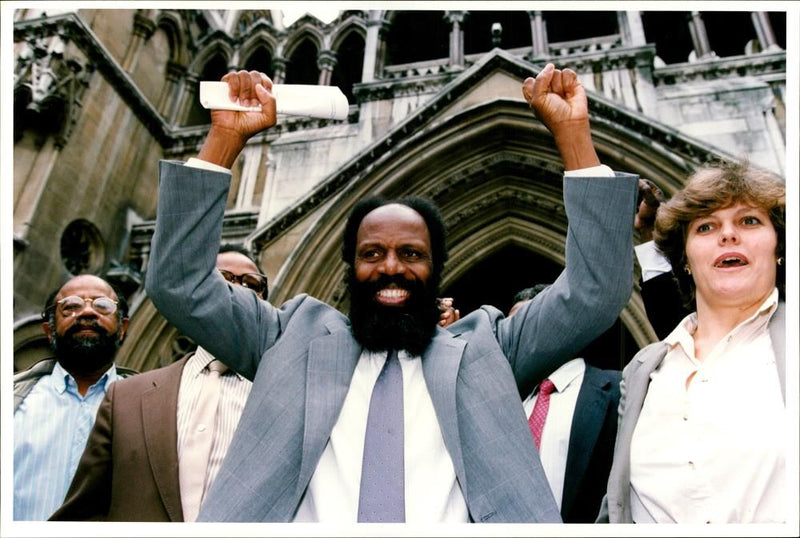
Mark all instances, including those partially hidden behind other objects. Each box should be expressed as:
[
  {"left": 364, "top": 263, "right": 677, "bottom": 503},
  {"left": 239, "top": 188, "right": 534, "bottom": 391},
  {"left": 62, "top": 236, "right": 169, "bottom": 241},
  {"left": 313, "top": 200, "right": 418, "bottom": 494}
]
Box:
[{"left": 357, "top": 349, "right": 405, "bottom": 522}]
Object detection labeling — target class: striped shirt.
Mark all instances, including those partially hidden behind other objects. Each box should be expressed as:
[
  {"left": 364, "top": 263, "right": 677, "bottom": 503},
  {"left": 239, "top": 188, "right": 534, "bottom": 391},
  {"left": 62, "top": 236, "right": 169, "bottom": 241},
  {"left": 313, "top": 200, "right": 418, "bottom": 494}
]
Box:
[
  {"left": 13, "top": 361, "right": 120, "bottom": 520},
  {"left": 177, "top": 347, "right": 252, "bottom": 505}
]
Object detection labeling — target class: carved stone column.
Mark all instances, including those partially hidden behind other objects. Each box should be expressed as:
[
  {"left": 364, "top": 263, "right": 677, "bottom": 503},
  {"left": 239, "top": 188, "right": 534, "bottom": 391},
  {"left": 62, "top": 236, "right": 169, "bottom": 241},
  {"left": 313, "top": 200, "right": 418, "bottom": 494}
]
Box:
[
  {"left": 444, "top": 11, "right": 467, "bottom": 69},
  {"left": 271, "top": 56, "right": 287, "bottom": 84},
  {"left": 688, "top": 11, "right": 715, "bottom": 60},
  {"left": 158, "top": 60, "right": 185, "bottom": 119},
  {"left": 174, "top": 73, "right": 199, "bottom": 125},
  {"left": 317, "top": 49, "right": 337, "bottom": 86},
  {"left": 618, "top": 11, "right": 647, "bottom": 47},
  {"left": 362, "top": 15, "right": 389, "bottom": 82},
  {"left": 121, "top": 11, "right": 156, "bottom": 73},
  {"left": 752, "top": 12, "right": 781, "bottom": 52},
  {"left": 529, "top": 11, "right": 547, "bottom": 59}
]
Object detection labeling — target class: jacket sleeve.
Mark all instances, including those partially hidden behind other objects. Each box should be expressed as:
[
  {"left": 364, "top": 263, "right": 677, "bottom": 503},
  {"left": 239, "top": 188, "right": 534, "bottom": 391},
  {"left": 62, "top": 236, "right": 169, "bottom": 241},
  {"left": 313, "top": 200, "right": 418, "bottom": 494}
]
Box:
[
  {"left": 49, "top": 384, "right": 116, "bottom": 521},
  {"left": 145, "top": 161, "right": 290, "bottom": 380},
  {"left": 499, "top": 173, "right": 638, "bottom": 396}
]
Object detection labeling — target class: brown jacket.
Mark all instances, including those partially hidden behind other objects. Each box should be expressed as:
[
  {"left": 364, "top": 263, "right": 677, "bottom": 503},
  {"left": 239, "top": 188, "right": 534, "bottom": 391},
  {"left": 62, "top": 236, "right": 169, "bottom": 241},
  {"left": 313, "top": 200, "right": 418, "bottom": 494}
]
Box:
[{"left": 50, "top": 356, "right": 190, "bottom": 521}]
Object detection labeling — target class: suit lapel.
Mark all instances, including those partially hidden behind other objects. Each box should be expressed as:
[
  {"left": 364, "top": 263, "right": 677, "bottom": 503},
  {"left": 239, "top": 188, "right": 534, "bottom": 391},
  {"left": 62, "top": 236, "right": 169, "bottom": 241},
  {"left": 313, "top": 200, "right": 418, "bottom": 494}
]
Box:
[
  {"left": 561, "top": 366, "right": 612, "bottom": 517},
  {"left": 142, "top": 357, "right": 187, "bottom": 522},
  {"left": 770, "top": 302, "right": 785, "bottom": 403},
  {"left": 296, "top": 328, "right": 361, "bottom": 496},
  {"left": 607, "top": 343, "right": 667, "bottom": 522},
  {"left": 421, "top": 330, "right": 467, "bottom": 491}
]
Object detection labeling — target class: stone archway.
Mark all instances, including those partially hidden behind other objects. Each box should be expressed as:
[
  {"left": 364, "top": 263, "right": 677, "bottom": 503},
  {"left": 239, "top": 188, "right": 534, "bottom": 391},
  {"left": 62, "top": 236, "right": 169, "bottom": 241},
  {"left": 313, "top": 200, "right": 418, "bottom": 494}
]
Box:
[{"left": 266, "top": 97, "right": 667, "bottom": 365}]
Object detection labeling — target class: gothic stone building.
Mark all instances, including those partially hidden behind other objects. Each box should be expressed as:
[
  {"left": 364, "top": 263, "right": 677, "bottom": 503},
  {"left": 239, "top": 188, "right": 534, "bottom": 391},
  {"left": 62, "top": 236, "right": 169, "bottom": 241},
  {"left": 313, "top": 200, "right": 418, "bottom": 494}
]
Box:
[{"left": 12, "top": 8, "right": 788, "bottom": 373}]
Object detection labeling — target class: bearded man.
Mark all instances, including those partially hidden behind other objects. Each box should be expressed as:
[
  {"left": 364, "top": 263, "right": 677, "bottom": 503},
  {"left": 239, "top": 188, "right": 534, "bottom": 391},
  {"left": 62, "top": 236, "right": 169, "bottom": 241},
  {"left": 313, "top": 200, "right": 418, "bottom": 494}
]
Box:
[
  {"left": 13, "top": 274, "right": 136, "bottom": 520},
  {"left": 146, "top": 64, "right": 637, "bottom": 523}
]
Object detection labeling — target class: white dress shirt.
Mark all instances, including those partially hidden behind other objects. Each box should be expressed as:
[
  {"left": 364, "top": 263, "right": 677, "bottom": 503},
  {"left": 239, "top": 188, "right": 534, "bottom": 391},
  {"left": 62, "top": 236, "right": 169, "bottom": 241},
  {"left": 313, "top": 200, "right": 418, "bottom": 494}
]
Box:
[
  {"left": 522, "top": 358, "right": 585, "bottom": 510},
  {"left": 630, "top": 289, "right": 784, "bottom": 523},
  {"left": 634, "top": 240, "right": 673, "bottom": 282},
  {"left": 177, "top": 347, "right": 252, "bottom": 503},
  {"left": 293, "top": 349, "right": 470, "bottom": 523}
]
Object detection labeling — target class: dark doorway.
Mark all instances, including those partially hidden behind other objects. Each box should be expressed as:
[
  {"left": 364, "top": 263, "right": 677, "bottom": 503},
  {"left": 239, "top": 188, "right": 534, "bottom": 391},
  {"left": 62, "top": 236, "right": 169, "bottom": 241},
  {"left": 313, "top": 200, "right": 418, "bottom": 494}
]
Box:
[{"left": 442, "top": 244, "right": 636, "bottom": 371}]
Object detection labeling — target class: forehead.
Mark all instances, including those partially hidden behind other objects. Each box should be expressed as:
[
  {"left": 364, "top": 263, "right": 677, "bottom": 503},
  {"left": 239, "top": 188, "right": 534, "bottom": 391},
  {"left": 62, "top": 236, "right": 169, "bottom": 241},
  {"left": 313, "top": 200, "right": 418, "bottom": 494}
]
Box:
[
  {"left": 694, "top": 201, "right": 770, "bottom": 220},
  {"left": 216, "top": 251, "right": 259, "bottom": 274},
  {"left": 357, "top": 204, "right": 431, "bottom": 248},
  {"left": 56, "top": 275, "right": 116, "bottom": 301}
]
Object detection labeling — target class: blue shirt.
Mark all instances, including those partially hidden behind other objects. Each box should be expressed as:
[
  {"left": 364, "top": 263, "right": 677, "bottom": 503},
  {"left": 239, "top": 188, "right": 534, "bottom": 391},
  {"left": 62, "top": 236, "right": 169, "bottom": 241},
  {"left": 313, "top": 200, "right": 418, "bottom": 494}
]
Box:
[{"left": 13, "top": 361, "right": 119, "bottom": 520}]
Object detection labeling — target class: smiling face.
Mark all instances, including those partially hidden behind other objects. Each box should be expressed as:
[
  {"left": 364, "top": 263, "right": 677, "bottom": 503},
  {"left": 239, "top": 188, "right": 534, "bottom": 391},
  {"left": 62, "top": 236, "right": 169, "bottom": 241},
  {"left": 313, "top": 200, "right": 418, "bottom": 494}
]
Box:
[
  {"left": 348, "top": 203, "right": 441, "bottom": 355},
  {"left": 354, "top": 204, "right": 433, "bottom": 302},
  {"left": 685, "top": 201, "right": 778, "bottom": 313}
]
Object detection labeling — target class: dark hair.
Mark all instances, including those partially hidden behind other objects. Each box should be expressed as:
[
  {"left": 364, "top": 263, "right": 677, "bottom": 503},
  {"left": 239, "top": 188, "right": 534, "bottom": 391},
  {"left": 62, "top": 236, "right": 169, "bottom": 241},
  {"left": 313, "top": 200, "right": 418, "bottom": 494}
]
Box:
[
  {"left": 42, "top": 276, "right": 129, "bottom": 326},
  {"left": 218, "top": 243, "right": 264, "bottom": 273},
  {"left": 654, "top": 160, "right": 785, "bottom": 309},
  {"left": 512, "top": 284, "right": 550, "bottom": 304},
  {"left": 341, "top": 196, "right": 448, "bottom": 276}
]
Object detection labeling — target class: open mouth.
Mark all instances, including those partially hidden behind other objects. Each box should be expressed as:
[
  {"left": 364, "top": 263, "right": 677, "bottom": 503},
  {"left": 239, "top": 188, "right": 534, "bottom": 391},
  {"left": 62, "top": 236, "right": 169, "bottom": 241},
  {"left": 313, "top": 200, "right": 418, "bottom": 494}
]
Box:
[
  {"left": 375, "top": 286, "right": 410, "bottom": 306},
  {"left": 713, "top": 254, "right": 749, "bottom": 268}
]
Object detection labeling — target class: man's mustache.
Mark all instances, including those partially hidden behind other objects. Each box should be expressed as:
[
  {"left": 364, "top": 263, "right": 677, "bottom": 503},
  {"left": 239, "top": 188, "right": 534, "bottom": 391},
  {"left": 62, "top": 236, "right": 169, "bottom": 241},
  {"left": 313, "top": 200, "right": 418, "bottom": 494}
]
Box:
[
  {"left": 366, "top": 274, "right": 416, "bottom": 294},
  {"left": 64, "top": 319, "right": 109, "bottom": 338}
]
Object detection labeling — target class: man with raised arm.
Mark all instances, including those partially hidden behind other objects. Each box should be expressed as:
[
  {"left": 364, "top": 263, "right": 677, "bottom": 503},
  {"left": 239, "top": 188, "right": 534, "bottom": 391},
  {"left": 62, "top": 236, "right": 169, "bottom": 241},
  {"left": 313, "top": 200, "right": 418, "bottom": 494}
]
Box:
[{"left": 145, "top": 64, "right": 638, "bottom": 523}]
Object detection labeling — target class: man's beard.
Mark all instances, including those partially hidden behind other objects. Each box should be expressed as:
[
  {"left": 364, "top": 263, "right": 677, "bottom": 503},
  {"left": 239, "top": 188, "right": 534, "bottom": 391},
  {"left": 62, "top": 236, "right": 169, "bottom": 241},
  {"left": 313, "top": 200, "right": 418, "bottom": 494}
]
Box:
[
  {"left": 50, "top": 320, "right": 121, "bottom": 374},
  {"left": 348, "top": 269, "right": 441, "bottom": 357}
]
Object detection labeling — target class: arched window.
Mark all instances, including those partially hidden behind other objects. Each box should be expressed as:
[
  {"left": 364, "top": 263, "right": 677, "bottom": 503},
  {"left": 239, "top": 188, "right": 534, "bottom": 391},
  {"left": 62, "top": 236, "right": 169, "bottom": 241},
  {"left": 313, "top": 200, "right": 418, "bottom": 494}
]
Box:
[
  {"left": 332, "top": 31, "right": 365, "bottom": 103},
  {"left": 130, "top": 25, "right": 172, "bottom": 107},
  {"left": 243, "top": 44, "right": 273, "bottom": 76},
  {"left": 184, "top": 53, "right": 228, "bottom": 126},
  {"left": 285, "top": 38, "right": 320, "bottom": 85}
]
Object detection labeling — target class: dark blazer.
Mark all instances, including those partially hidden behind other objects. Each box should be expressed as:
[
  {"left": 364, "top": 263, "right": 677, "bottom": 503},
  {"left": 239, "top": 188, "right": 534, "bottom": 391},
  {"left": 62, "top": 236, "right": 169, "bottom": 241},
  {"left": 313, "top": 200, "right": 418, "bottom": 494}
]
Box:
[
  {"left": 146, "top": 161, "right": 638, "bottom": 523},
  {"left": 640, "top": 272, "right": 691, "bottom": 340},
  {"left": 50, "top": 357, "right": 189, "bottom": 522},
  {"left": 560, "top": 365, "right": 621, "bottom": 523}
]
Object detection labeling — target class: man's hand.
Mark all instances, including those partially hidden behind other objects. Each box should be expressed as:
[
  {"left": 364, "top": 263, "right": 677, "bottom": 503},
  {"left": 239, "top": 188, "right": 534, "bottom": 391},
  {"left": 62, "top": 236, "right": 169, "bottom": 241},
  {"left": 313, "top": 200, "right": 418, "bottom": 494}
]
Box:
[
  {"left": 437, "top": 297, "right": 460, "bottom": 327},
  {"left": 634, "top": 179, "right": 665, "bottom": 242},
  {"left": 522, "top": 63, "right": 599, "bottom": 170},
  {"left": 198, "top": 70, "right": 277, "bottom": 168}
]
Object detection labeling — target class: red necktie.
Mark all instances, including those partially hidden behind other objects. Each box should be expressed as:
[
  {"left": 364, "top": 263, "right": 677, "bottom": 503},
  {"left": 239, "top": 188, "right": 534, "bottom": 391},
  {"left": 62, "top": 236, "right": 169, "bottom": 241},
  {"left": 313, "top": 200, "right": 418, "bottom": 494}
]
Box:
[{"left": 528, "top": 378, "right": 556, "bottom": 450}]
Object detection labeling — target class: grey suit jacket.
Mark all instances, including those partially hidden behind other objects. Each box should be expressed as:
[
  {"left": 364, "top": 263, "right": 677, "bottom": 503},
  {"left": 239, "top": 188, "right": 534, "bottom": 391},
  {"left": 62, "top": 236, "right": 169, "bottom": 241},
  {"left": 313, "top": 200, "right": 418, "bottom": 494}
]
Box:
[
  {"left": 50, "top": 356, "right": 190, "bottom": 521},
  {"left": 598, "top": 301, "right": 786, "bottom": 523},
  {"left": 146, "top": 160, "right": 638, "bottom": 522}
]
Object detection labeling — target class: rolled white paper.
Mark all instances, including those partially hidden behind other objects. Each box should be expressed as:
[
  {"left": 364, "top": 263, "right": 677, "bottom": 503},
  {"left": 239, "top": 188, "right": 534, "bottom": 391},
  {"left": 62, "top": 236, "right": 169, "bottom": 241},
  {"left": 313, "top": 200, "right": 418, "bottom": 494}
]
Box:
[{"left": 199, "top": 81, "right": 349, "bottom": 120}]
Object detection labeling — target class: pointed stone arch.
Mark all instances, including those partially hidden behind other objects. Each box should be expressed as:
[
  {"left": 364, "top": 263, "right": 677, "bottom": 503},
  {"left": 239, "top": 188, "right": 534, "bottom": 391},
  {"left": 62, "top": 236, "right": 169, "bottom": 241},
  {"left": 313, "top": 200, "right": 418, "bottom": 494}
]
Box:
[
  {"left": 262, "top": 98, "right": 708, "bottom": 362},
  {"left": 154, "top": 10, "right": 189, "bottom": 65},
  {"left": 282, "top": 26, "right": 325, "bottom": 58},
  {"left": 187, "top": 38, "right": 235, "bottom": 75}
]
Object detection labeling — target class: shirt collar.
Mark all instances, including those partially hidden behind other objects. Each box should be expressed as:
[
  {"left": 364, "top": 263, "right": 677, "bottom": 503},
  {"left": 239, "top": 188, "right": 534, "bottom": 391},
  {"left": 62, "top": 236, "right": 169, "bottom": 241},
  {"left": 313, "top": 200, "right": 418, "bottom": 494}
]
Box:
[
  {"left": 52, "top": 360, "right": 117, "bottom": 394},
  {"left": 186, "top": 347, "right": 241, "bottom": 379},
  {"left": 543, "top": 357, "right": 585, "bottom": 393},
  {"left": 662, "top": 287, "right": 779, "bottom": 359}
]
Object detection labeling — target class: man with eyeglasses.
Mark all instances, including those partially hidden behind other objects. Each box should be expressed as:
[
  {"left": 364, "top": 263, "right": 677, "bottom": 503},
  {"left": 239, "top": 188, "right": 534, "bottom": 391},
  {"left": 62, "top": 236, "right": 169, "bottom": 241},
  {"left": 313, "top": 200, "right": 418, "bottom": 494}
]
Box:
[
  {"left": 13, "top": 274, "right": 137, "bottom": 520},
  {"left": 51, "top": 245, "right": 266, "bottom": 521}
]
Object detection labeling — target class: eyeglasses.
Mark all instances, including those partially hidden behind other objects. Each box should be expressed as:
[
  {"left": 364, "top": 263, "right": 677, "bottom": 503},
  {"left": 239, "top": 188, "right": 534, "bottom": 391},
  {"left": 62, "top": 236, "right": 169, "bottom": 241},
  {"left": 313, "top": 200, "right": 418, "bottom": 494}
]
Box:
[
  {"left": 46, "top": 295, "right": 119, "bottom": 318},
  {"left": 219, "top": 269, "right": 268, "bottom": 296}
]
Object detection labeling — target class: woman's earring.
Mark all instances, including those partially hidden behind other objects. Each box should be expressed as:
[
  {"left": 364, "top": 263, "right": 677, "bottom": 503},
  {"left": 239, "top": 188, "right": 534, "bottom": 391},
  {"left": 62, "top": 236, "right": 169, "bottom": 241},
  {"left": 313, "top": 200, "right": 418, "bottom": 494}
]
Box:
[
  {"left": 777, "top": 257, "right": 784, "bottom": 266},
  {"left": 684, "top": 264, "right": 692, "bottom": 275}
]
